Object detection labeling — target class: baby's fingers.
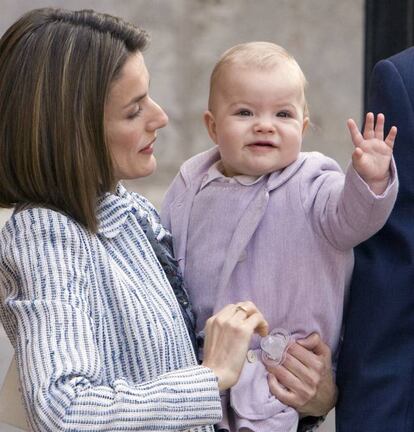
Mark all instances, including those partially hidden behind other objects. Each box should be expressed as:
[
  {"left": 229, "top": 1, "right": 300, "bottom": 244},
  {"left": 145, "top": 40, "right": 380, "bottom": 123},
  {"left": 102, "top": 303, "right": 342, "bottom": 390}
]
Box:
[
  {"left": 347, "top": 119, "right": 363, "bottom": 147},
  {"left": 351, "top": 148, "right": 364, "bottom": 167},
  {"left": 384, "top": 126, "right": 397, "bottom": 149},
  {"left": 362, "top": 112, "right": 375, "bottom": 139},
  {"left": 374, "top": 113, "right": 385, "bottom": 140}
]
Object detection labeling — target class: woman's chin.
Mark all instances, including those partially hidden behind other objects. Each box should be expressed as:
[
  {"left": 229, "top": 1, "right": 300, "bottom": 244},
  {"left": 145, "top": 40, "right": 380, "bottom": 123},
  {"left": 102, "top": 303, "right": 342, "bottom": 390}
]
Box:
[{"left": 119, "top": 158, "right": 157, "bottom": 180}]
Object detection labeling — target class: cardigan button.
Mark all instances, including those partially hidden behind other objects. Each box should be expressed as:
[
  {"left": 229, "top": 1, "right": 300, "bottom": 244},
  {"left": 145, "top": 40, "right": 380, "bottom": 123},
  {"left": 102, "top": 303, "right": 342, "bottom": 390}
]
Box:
[{"left": 246, "top": 349, "right": 257, "bottom": 363}]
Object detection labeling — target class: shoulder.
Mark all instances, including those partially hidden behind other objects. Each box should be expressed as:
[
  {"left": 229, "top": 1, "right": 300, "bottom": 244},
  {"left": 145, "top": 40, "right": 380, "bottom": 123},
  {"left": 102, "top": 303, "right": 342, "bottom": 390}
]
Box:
[
  {"left": 0, "top": 208, "right": 92, "bottom": 301},
  {"left": 295, "top": 152, "right": 344, "bottom": 203},
  {"left": 299, "top": 151, "right": 343, "bottom": 176},
  {"left": 0, "top": 207, "right": 87, "bottom": 260},
  {"left": 387, "top": 46, "right": 414, "bottom": 76},
  {"left": 2, "top": 207, "right": 84, "bottom": 236},
  {"left": 263, "top": 152, "right": 342, "bottom": 193},
  {"left": 369, "top": 51, "right": 414, "bottom": 115}
]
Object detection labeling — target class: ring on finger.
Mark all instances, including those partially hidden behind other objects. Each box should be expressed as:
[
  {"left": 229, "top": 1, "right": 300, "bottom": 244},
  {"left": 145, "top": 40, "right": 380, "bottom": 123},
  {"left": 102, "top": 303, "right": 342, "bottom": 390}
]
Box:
[{"left": 235, "top": 305, "right": 248, "bottom": 314}]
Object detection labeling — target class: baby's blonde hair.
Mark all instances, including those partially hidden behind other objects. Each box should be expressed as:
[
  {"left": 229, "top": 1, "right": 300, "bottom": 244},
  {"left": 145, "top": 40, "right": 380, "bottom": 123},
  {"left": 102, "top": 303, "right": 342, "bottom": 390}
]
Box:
[{"left": 208, "top": 41, "right": 309, "bottom": 117}]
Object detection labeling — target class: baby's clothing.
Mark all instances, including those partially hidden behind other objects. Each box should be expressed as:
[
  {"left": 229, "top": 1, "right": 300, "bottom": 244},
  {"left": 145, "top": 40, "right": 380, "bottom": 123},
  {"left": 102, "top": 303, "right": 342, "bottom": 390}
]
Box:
[
  {"left": 161, "top": 147, "right": 398, "bottom": 431},
  {"left": 228, "top": 329, "right": 295, "bottom": 431}
]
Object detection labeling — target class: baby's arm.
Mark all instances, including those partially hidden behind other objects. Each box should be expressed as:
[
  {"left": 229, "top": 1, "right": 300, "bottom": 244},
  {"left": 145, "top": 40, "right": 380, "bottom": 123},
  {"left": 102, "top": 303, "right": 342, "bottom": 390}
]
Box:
[
  {"left": 300, "top": 151, "right": 397, "bottom": 251},
  {"left": 347, "top": 112, "right": 397, "bottom": 194}
]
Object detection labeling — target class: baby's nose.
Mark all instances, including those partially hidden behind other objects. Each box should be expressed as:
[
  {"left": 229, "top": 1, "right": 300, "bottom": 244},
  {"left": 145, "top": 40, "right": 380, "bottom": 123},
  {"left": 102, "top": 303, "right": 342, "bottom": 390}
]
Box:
[{"left": 254, "top": 120, "right": 276, "bottom": 134}]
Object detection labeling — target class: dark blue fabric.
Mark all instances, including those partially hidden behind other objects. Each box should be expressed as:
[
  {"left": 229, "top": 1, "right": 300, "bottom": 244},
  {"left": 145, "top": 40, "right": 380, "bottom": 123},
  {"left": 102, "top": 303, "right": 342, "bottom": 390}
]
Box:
[
  {"left": 138, "top": 215, "right": 199, "bottom": 359},
  {"left": 336, "top": 47, "right": 414, "bottom": 431}
]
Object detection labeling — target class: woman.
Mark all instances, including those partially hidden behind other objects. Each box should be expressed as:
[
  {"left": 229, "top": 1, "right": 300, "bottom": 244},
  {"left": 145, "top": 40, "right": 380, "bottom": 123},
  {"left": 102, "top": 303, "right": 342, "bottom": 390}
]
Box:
[{"left": 0, "top": 8, "right": 335, "bottom": 431}]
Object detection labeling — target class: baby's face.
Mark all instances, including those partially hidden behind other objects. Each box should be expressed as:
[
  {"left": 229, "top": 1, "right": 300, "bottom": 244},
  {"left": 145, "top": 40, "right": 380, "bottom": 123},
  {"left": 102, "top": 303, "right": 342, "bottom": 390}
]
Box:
[{"left": 205, "top": 63, "right": 308, "bottom": 177}]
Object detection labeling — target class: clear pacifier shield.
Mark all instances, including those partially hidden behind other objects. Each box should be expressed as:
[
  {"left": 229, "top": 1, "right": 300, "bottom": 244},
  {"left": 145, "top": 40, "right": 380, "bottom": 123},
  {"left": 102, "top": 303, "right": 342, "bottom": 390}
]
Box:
[{"left": 260, "top": 328, "right": 290, "bottom": 364}]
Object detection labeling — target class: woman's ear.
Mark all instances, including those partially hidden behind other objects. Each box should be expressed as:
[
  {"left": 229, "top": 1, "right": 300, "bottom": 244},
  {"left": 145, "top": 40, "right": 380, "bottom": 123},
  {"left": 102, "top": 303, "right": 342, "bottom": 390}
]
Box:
[{"left": 204, "top": 110, "right": 218, "bottom": 144}]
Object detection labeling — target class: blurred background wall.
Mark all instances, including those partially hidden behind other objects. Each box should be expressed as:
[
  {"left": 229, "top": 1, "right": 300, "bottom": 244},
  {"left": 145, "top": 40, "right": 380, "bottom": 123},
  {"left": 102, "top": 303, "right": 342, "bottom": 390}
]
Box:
[{"left": 0, "top": 1, "right": 364, "bottom": 430}]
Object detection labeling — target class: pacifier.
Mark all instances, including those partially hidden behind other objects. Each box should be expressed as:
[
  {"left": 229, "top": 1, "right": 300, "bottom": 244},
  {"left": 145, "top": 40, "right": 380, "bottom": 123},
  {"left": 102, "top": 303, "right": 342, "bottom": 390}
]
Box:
[{"left": 260, "top": 328, "right": 291, "bottom": 366}]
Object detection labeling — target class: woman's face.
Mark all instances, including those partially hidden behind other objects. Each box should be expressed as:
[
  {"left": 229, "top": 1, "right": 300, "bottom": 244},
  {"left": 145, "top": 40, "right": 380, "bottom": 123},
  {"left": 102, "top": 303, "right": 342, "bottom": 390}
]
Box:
[{"left": 105, "top": 52, "right": 168, "bottom": 181}]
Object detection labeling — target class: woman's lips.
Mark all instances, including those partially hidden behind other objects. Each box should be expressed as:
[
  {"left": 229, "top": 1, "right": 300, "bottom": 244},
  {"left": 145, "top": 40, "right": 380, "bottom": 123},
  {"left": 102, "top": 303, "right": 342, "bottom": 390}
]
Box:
[{"left": 139, "top": 138, "right": 156, "bottom": 154}]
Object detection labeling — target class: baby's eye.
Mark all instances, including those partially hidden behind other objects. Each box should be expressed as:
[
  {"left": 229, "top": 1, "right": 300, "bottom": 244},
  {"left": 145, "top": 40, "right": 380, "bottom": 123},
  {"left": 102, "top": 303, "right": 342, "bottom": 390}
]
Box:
[
  {"left": 277, "top": 111, "right": 292, "bottom": 118},
  {"left": 236, "top": 109, "right": 253, "bottom": 116}
]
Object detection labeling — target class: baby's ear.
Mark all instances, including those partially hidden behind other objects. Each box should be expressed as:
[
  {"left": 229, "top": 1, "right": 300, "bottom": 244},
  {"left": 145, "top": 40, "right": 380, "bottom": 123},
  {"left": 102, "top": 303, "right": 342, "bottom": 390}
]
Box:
[
  {"left": 302, "top": 117, "right": 310, "bottom": 134},
  {"left": 204, "top": 110, "right": 218, "bottom": 143}
]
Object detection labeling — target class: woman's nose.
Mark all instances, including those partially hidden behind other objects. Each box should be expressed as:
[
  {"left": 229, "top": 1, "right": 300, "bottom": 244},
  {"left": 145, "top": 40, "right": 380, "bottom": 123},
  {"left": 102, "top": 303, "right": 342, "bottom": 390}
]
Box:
[{"left": 147, "top": 99, "right": 169, "bottom": 131}]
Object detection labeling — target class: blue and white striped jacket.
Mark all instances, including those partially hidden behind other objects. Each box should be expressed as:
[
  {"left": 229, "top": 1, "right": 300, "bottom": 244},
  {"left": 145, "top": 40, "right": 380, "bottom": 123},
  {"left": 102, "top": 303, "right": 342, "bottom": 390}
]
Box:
[{"left": 0, "top": 184, "right": 221, "bottom": 431}]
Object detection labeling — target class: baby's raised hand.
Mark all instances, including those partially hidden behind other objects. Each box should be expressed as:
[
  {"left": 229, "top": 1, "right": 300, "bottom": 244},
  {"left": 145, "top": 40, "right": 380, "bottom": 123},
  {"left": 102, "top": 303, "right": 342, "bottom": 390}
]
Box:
[{"left": 347, "top": 112, "right": 397, "bottom": 195}]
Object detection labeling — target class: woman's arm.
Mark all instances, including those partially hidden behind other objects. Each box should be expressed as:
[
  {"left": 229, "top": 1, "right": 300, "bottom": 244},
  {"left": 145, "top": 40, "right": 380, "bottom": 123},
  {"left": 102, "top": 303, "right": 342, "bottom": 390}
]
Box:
[
  {"left": 1, "top": 210, "right": 268, "bottom": 432},
  {"left": 266, "top": 333, "right": 337, "bottom": 417},
  {"left": 1, "top": 210, "right": 223, "bottom": 432}
]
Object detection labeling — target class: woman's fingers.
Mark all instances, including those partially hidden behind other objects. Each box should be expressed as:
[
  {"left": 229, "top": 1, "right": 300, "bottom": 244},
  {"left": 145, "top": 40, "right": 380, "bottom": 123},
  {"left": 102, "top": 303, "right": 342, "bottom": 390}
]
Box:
[
  {"left": 202, "top": 302, "right": 267, "bottom": 391},
  {"left": 244, "top": 310, "right": 269, "bottom": 337},
  {"left": 228, "top": 301, "right": 269, "bottom": 336}
]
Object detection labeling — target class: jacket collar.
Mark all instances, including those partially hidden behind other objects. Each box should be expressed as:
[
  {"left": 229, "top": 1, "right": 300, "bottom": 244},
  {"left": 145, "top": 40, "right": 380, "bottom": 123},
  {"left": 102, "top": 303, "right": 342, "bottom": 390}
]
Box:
[
  {"left": 96, "top": 183, "right": 136, "bottom": 238},
  {"left": 97, "top": 183, "right": 168, "bottom": 241},
  {"left": 180, "top": 146, "right": 308, "bottom": 192},
  {"left": 200, "top": 160, "right": 267, "bottom": 190}
]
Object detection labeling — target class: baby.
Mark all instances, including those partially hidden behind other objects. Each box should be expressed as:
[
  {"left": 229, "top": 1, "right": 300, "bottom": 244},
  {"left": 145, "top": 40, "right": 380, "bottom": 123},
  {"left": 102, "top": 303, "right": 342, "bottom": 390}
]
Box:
[{"left": 161, "top": 42, "right": 398, "bottom": 431}]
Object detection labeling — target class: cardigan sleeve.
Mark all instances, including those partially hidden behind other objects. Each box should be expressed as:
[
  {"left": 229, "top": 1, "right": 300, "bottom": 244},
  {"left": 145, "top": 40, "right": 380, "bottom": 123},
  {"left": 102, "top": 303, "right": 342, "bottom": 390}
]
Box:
[
  {"left": 1, "top": 209, "right": 221, "bottom": 431},
  {"left": 299, "top": 152, "right": 398, "bottom": 251}
]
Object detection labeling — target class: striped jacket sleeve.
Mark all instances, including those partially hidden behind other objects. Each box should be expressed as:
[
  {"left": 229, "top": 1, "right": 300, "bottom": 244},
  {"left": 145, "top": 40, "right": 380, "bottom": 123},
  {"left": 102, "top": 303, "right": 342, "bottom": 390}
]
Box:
[{"left": 1, "top": 210, "right": 221, "bottom": 431}]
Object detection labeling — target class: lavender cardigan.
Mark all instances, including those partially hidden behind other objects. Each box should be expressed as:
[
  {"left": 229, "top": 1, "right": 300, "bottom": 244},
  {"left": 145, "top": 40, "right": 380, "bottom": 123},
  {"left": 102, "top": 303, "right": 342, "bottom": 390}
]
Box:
[{"left": 161, "top": 147, "right": 398, "bottom": 430}]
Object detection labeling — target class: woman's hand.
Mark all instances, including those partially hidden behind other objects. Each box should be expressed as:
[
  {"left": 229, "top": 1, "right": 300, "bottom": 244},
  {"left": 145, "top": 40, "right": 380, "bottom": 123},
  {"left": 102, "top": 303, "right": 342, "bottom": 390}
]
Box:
[
  {"left": 202, "top": 302, "right": 268, "bottom": 392},
  {"left": 266, "top": 333, "right": 337, "bottom": 417}
]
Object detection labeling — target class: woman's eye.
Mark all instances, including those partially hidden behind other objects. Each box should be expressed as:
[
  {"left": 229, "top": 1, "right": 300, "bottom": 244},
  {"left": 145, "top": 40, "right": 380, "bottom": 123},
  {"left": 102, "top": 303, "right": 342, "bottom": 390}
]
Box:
[
  {"left": 237, "top": 109, "right": 252, "bottom": 116},
  {"left": 127, "top": 107, "right": 142, "bottom": 119},
  {"left": 277, "top": 111, "right": 291, "bottom": 118}
]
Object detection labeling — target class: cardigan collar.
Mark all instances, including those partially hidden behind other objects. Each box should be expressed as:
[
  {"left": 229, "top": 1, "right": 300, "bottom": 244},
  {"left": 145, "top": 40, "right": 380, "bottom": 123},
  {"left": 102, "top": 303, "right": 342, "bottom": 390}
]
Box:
[
  {"left": 200, "top": 160, "right": 268, "bottom": 191},
  {"left": 180, "top": 147, "right": 308, "bottom": 193}
]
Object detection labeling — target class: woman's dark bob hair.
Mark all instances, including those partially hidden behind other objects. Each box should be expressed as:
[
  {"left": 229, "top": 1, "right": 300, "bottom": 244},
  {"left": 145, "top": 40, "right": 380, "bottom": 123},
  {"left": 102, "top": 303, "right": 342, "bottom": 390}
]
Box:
[{"left": 0, "top": 8, "right": 149, "bottom": 231}]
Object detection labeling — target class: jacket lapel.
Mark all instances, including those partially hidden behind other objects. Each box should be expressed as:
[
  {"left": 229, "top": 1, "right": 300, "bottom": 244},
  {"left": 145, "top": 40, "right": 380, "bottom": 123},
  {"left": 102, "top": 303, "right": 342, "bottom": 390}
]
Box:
[{"left": 216, "top": 188, "right": 269, "bottom": 297}]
